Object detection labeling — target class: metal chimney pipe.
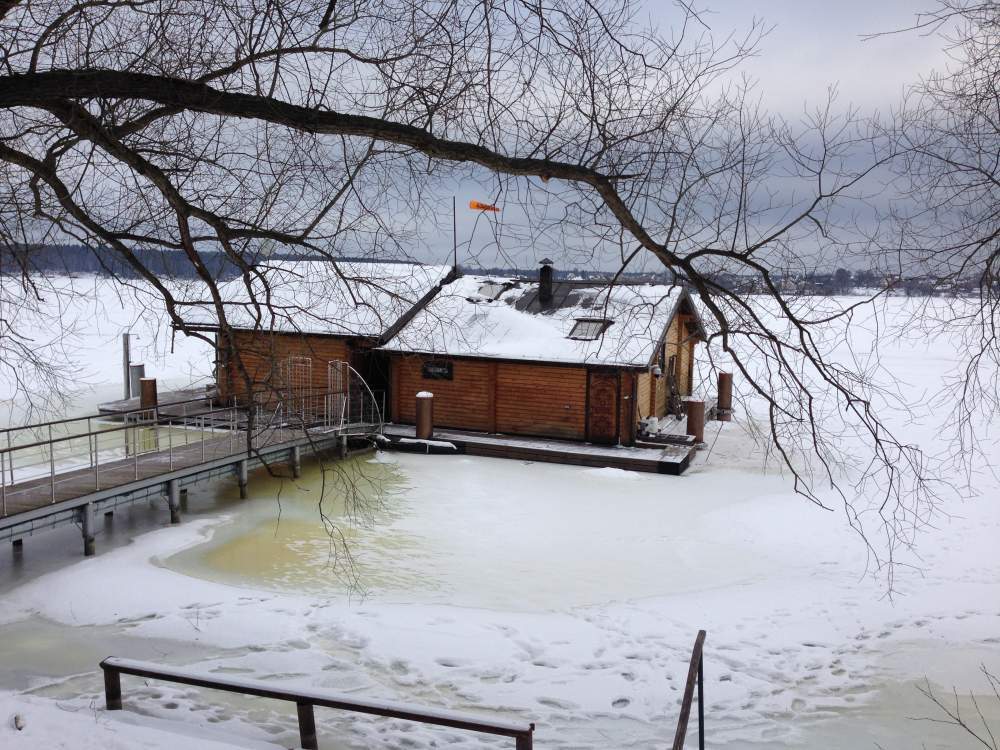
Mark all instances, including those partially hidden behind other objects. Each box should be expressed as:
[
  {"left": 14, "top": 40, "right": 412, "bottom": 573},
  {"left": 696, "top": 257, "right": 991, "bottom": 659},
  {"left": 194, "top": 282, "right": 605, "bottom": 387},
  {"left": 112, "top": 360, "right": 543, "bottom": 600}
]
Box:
[{"left": 539, "top": 258, "right": 554, "bottom": 305}]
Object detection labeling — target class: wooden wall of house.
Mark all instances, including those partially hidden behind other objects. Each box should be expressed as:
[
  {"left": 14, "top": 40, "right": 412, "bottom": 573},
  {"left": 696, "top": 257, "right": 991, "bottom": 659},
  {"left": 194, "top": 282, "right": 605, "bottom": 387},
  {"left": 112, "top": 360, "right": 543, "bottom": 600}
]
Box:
[
  {"left": 676, "top": 315, "right": 694, "bottom": 397},
  {"left": 497, "top": 363, "right": 586, "bottom": 439},
  {"left": 392, "top": 356, "right": 494, "bottom": 432},
  {"left": 390, "top": 356, "right": 588, "bottom": 440},
  {"left": 218, "top": 330, "right": 352, "bottom": 400},
  {"left": 635, "top": 372, "right": 653, "bottom": 421}
]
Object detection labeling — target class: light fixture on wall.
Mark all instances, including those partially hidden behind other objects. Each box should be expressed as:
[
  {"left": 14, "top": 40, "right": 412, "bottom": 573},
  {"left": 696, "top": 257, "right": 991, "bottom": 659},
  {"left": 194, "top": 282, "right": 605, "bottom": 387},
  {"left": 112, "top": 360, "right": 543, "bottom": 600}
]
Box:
[{"left": 651, "top": 365, "right": 662, "bottom": 377}]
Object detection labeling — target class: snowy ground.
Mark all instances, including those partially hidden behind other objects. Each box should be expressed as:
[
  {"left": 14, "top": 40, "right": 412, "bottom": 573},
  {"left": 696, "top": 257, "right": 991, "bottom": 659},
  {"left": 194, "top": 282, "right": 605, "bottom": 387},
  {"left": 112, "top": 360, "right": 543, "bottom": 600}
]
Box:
[{"left": 0, "top": 292, "right": 998, "bottom": 749}]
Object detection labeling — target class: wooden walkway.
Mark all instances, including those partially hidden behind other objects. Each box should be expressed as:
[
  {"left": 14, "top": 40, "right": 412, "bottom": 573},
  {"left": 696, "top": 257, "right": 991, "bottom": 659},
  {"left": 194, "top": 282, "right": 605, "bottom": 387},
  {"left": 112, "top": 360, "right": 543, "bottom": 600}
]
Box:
[
  {"left": 381, "top": 424, "right": 693, "bottom": 474},
  {"left": 1, "top": 429, "right": 270, "bottom": 518}
]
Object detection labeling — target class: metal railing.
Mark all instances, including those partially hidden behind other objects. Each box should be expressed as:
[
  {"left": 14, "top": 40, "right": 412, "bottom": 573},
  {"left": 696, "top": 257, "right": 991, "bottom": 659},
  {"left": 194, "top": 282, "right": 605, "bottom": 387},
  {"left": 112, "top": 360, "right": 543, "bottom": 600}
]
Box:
[
  {"left": 0, "top": 386, "right": 386, "bottom": 518},
  {"left": 101, "top": 657, "right": 534, "bottom": 750},
  {"left": 671, "top": 630, "right": 706, "bottom": 750}
]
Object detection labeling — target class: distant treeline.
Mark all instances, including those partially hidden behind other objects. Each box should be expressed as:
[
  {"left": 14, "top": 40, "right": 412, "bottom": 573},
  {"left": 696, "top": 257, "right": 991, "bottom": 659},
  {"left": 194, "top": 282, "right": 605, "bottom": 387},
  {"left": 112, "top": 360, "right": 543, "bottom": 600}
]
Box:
[
  {"left": 0, "top": 244, "right": 249, "bottom": 281},
  {"left": 2, "top": 246, "right": 987, "bottom": 297}
]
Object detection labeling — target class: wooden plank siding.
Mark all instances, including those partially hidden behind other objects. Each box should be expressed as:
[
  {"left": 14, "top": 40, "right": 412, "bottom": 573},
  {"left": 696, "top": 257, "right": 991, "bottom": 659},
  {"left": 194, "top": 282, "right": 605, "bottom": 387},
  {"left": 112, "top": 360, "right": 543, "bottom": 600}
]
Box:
[
  {"left": 392, "top": 356, "right": 495, "bottom": 432},
  {"left": 219, "top": 330, "right": 353, "bottom": 400},
  {"left": 389, "top": 356, "right": 587, "bottom": 440},
  {"left": 497, "top": 363, "right": 586, "bottom": 440},
  {"left": 635, "top": 371, "right": 653, "bottom": 421}
]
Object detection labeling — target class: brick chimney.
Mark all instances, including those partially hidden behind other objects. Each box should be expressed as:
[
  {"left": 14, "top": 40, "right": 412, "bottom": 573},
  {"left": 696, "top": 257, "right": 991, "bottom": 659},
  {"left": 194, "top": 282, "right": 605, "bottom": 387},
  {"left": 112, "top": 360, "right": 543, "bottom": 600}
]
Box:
[{"left": 539, "top": 258, "right": 554, "bottom": 305}]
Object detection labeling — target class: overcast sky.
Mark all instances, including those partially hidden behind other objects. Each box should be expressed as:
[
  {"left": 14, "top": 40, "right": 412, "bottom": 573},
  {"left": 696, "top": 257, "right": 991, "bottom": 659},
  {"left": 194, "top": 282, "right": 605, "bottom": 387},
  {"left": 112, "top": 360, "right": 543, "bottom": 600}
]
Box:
[
  {"left": 647, "top": 1, "right": 947, "bottom": 116},
  {"left": 428, "top": 2, "right": 951, "bottom": 272}
]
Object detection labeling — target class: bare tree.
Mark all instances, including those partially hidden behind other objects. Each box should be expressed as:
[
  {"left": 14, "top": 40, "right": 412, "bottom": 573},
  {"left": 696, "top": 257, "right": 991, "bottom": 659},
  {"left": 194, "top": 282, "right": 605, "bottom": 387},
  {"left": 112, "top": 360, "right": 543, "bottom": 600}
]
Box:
[
  {"left": 0, "top": 0, "right": 934, "bottom": 576},
  {"left": 873, "top": 1, "right": 1000, "bottom": 471},
  {"left": 912, "top": 666, "right": 1000, "bottom": 749}
]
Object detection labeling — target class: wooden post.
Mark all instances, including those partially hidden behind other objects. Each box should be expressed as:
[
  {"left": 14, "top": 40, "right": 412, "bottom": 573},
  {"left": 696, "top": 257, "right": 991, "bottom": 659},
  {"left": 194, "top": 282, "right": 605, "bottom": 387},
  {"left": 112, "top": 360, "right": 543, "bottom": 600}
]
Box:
[
  {"left": 140, "top": 378, "right": 158, "bottom": 409},
  {"left": 290, "top": 446, "right": 301, "bottom": 478},
  {"left": 415, "top": 391, "right": 433, "bottom": 440},
  {"left": 104, "top": 667, "right": 122, "bottom": 710},
  {"left": 167, "top": 479, "right": 181, "bottom": 524},
  {"left": 516, "top": 728, "right": 534, "bottom": 750},
  {"left": 237, "top": 460, "right": 248, "bottom": 498},
  {"left": 685, "top": 400, "right": 705, "bottom": 444},
  {"left": 716, "top": 372, "right": 733, "bottom": 422},
  {"left": 296, "top": 702, "right": 318, "bottom": 750},
  {"left": 698, "top": 654, "right": 705, "bottom": 750},
  {"left": 81, "top": 502, "right": 96, "bottom": 556}
]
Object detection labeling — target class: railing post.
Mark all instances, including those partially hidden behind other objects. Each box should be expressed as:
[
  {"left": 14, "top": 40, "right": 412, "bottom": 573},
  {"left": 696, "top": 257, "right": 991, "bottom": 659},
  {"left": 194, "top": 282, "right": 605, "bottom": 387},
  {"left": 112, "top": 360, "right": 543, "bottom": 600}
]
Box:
[
  {"left": 516, "top": 725, "right": 534, "bottom": 750},
  {"left": 168, "top": 419, "right": 173, "bottom": 470},
  {"left": 94, "top": 431, "right": 100, "bottom": 490},
  {"left": 698, "top": 655, "right": 704, "bottom": 750},
  {"left": 48, "top": 424, "right": 55, "bottom": 503},
  {"left": 296, "top": 702, "right": 318, "bottom": 750},
  {"left": 1, "top": 449, "right": 6, "bottom": 518},
  {"left": 5, "top": 431, "right": 12, "bottom": 491},
  {"left": 103, "top": 666, "right": 122, "bottom": 710}
]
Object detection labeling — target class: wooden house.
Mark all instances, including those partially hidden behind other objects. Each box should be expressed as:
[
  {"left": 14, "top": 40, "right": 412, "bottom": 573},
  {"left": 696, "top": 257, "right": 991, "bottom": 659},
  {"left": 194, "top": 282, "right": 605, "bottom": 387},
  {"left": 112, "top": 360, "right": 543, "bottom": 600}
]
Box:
[
  {"left": 379, "top": 263, "right": 706, "bottom": 446},
  {"left": 183, "top": 260, "right": 454, "bottom": 401}
]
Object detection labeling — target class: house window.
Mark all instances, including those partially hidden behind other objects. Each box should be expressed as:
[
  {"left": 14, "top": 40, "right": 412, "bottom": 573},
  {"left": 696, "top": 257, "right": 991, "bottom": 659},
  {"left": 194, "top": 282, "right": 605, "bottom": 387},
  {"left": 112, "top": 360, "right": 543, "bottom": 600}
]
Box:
[{"left": 568, "top": 318, "right": 613, "bottom": 340}]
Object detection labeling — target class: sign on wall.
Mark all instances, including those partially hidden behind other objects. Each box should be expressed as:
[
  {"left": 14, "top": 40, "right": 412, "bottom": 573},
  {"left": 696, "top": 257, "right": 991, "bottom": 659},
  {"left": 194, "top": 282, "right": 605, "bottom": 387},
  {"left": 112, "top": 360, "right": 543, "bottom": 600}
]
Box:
[{"left": 422, "top": 360, "right": 453, "bottom": 380}]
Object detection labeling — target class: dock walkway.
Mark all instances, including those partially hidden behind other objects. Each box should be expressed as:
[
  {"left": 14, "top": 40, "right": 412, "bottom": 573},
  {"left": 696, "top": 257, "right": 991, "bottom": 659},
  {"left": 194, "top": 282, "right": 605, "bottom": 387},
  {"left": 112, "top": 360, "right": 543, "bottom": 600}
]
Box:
[{"left": 1, "top": 389, "right": 383, "bottom": 555}]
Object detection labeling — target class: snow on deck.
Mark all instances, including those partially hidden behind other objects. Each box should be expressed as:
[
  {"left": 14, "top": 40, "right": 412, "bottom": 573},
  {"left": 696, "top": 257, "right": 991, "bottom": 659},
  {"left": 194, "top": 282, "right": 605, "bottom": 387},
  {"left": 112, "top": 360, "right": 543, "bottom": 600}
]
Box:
[
  {"left": 383, "top": 423, "right": 692, "bottom": 472},
  {"left": 380, "top": 274, "right": 686, "bottom": 366}
]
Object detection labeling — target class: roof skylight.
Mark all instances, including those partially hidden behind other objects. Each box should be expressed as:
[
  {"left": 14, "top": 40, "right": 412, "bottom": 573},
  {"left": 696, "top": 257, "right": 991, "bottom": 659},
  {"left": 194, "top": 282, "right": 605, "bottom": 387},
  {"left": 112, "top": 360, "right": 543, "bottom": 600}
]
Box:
[{"left": 567, "top": 318, "right": 613, "bottom": 340}]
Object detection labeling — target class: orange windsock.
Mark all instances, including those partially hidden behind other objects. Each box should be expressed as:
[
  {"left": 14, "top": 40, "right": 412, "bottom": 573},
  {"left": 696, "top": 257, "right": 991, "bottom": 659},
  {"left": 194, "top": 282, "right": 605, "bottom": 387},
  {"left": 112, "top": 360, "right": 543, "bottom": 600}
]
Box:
[{"left": 469, "top": 200, "right": 500, "bottom": 213}]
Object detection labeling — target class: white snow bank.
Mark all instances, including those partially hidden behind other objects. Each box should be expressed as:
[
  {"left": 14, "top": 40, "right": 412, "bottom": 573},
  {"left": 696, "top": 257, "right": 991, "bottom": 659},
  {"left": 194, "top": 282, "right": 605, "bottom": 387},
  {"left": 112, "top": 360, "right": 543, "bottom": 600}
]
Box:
[{"left": 0, "top": 692, "right": 278, "bottom": 749}]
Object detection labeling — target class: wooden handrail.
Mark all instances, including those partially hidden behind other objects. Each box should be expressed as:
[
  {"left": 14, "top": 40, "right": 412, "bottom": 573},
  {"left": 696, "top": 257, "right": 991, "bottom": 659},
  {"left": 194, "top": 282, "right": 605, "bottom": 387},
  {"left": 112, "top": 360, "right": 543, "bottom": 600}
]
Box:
[
  {"left": 100, "top": 657, "right": 535, "bottom": 750},
  {"left": 671, "top": 630, "right": 706, "bottom": 750}
]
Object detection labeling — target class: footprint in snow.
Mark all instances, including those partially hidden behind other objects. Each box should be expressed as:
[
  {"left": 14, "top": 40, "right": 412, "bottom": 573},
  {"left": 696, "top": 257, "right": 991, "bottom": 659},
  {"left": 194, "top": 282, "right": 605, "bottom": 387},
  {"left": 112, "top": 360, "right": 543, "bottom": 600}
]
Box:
[
  {"left": 537, "top": 697, "right": 576, "bottom": 710},
  {"left": 612, "top": 697, "right": 630, "bottom": 709}
]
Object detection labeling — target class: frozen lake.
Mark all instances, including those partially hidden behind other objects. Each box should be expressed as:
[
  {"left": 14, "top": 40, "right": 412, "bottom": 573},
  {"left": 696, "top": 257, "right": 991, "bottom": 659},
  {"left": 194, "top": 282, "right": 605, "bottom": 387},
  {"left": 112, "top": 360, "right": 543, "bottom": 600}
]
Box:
[{"left": 0, "top": 290, "right": 998, "bottom": 749}]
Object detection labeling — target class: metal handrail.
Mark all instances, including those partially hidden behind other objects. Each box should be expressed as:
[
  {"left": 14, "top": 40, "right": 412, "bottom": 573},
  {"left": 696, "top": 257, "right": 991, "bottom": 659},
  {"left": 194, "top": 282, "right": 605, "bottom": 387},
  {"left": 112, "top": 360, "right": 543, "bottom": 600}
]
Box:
[
  {"left": 0, "top": 404, "right": 243, "bottom": 456},
  {"left": 0, "top": 392, "right": 218, "bottom": 435},
  {"left": 0, "top": 385, "right": 384, "bottom": 516},
  {"left": 101, "top": 657, "right": 534, "bottom": 750},
  {"left": 671, "top": 630, "right": 706, "bottom": 750}
]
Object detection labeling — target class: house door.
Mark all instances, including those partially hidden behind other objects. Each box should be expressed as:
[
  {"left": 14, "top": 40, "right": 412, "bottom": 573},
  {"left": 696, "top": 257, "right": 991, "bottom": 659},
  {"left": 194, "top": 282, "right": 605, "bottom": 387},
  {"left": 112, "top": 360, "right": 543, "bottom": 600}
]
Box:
[{"left": 587, "top": 370, "right": 619, "bottom": 444}]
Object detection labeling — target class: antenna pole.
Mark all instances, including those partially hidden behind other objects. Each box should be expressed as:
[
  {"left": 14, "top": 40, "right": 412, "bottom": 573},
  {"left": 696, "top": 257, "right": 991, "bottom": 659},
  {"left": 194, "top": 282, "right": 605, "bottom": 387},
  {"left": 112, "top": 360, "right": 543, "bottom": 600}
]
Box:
[{"left": 452, "top": 195, "right": 458, "bottom": 270}]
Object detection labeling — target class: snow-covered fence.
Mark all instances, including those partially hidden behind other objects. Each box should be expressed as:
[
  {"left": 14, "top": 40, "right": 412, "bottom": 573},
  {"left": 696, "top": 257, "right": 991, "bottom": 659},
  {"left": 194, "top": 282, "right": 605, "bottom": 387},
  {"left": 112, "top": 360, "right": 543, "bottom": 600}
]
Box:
[{"left": 100, "top": 656, "right": 535, "bottom": 749}]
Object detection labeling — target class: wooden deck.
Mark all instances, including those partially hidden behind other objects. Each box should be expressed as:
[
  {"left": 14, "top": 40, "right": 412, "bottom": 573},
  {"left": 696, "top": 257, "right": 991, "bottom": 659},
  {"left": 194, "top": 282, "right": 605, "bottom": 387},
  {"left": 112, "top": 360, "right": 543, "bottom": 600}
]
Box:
[{"left": 381, "top": 424, "right": 693, "bottom": 475}]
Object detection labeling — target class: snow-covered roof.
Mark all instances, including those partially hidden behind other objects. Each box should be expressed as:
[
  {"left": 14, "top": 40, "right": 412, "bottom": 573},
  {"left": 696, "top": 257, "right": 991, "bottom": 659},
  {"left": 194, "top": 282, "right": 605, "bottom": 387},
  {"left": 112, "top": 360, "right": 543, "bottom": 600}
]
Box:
[
  {"left": 181, "top": 260, "right": 453, "bottom": 338},
  {"left": 379, "top": 274, "right": 694, "bottom": 367}
]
